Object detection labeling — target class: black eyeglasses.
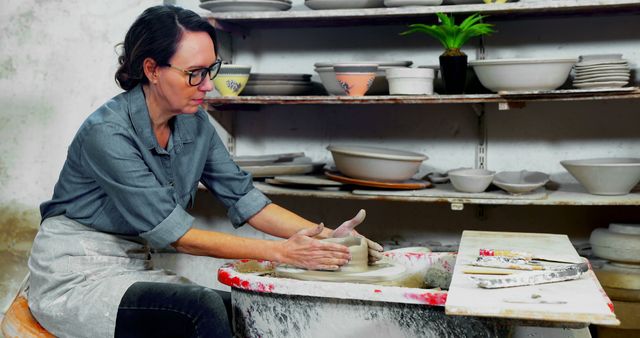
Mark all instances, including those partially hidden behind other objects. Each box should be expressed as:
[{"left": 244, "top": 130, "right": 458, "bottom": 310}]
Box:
[{"left": 165, "top": 58, "right": 222, "bottom": 86}]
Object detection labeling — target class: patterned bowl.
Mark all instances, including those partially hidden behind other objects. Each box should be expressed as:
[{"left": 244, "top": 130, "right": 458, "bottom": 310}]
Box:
[
  {"left": 214, "top": 64, "right": 252, "bottom": 96},
  {"left": 332, "top": 63, "right": 378, "bottom": 96}
]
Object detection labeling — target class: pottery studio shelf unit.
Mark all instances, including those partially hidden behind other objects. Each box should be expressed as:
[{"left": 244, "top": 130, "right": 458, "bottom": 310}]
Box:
[
  {"left": 204, "top": 0, "right": 640, "bottom": 30},
  {"left": 202, "top": 1, "right": 640, "bottom": 210}
]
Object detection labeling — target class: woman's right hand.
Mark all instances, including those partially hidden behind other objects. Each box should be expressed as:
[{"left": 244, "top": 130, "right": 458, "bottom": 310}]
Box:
[{"left": 277, "top": 223, "right": 351, "bottom": 271}]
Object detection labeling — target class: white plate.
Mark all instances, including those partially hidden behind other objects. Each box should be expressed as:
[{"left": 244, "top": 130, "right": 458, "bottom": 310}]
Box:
[
  {"left": 232, "top": 154, "right": 279, "bottom": 166},
  {"left": 199, "top": 0, "right": 291, "bottom": 12},
  {"left": 492, "top": 170, "right": 549, "bottom": 195},
  {"left": 573, "top": 81, "right": 629, "bottom": 89},
  {"left": 384, "top": 0, "right": 442, "bottom": 7},
  {"left": 575, "top": 69, "right": 630, "bottom": 76},
  {"left": 249, "top": 73, "right": 312, "bottom": 82},
  {"left": 314, "top": 61, "right": 412, "bottom": 68},
  {"left": 270, "top": 175, "right": 344, "bottom": 186},
  {"left": 305, "top": 0, "right": 384, "bottom": 9},
  {"left": 242, "top": 163, "right": 314, "bottom": 177},
  {"left": 575, "top": 59, "right": 629, "bottom": 67},
  {"left": 579, "top": 54, "right": 623, "bottom": 62},
  {"left": 573, "top": 76, "right": 630, "bottom": 84}
]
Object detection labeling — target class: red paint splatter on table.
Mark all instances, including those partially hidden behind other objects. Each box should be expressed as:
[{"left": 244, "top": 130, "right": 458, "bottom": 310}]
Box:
[
  {"left": 374, "top": 289, "right": 382, "bottom": 293},
  {"left": 405, "top": 292, "right": 448, "bottom": 306},
  {"left": 608, "top": 302, "right": 615, "bottom": 313},
  {"left": 218, "top": 270, "right": 250, "bottom": 289}
]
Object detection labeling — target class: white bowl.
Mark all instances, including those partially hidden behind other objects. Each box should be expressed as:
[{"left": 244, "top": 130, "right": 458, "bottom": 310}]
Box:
[
  {"left": 448, "top": 168, "right": 495, "bottom": 193},
  {"left": 327, "top": 144, "right": 427, "bottom": 182},
  {"left": 590, "top": 224, "right": 640, "bottom": 263},
  {"left": 560, "top": 157, "right": 640, "bottom": 195},
  {"left": 492, "top": 170, "right": 549, "bottom": 195},
  {"left": 468, "top": 58, "right": 577, "bottom": 92},
  {"left": 385, "top": 68, "right": 435, "bottom": 95}
]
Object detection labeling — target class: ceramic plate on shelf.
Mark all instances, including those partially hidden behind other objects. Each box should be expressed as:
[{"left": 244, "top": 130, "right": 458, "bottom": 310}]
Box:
[
  {"left": 305, "top": 0, "right": 384, "bottom": 9},
  {"left": 384, "top": 0, "right": 443, "bottom": 7},
  {"left": 574, "top": 59, "right": 629, "bottom": 67},
  {"left": 574, "top": 64, "right": 629, "bottom": 71},
  {"left": 249, "top": 73, "right": 312, "bottom": 82},
  {"left": 199, "top": 0, "right": 291, "bottom": 12},
  {"left": 242, "top": 163, "right": 314, "bottom": 177},
  {"left": 241, "top": 83, "right": 315, "bottom": 95},
  {"left": 573, "top": 81, "right": 629, "bottom": 89},
  {"left": 324, "top": 171, "right": 431, "bottom": 190},
  {"left": 573, "top": 76, "right": 630, "bottom": 84},
  {"left": 574, "top": 71, "right": 630, "bottom": 79},
  {"left": 232, "top": 154, "right": 279, "bottom": 166},
  {"left": 270, "top": 175, "right": 345, "bottom": 187}
]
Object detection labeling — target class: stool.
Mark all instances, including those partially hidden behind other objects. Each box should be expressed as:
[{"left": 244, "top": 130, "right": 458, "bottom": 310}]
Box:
[{"left": 1, "top": 295, "right": 55, "bottom": 338}]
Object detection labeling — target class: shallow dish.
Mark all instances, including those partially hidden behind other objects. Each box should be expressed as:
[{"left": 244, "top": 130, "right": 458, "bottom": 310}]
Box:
[
  {"left": 448, "top": 168, "right": 495, "bottom": 193},
  {"left": 469, "top": 58, "right": 577, "bottom": 92},
  {"left": 573, "top": 81, "right": 628, "bottom": 89},
  {"left": 384, "top": 0, "right": 442, "bottom": 6},
  {"left": 199, "top": 0, "right": 291, "bottom": 11},
  {"left": 305, "top": 0, "right": 384, "bottom": 9},
  {"left": 492, "top": 170, "right": 549, "bottom": 195},
  {"left": 327, "top": 144, "right": 427, "bottom": 182},
  {"left": 560, "top": 157, "right": 640, "bottom": 195}
]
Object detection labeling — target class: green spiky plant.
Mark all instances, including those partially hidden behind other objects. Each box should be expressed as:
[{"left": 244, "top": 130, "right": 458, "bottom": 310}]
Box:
[{"left": 401, "top": 13, "right": 495, "bottom": 57}]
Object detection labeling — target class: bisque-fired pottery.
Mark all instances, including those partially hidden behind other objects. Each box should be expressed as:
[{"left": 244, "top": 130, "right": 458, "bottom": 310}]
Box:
[
  {"left": 560, "top": 157, "right": 640, "bottom": 195},
  {"left": 448, "top": 168, "right": 495, "bottom": 193},
  {"left": 327, "top": 144, "right": 427, "bottom": 182},
  {"left": 385, "top": 67, "right": 435, "bottom": 95},
  {"left": 333, "top": 64, "right": 378, "bottom": 96},
  {"left": 213, "top": 64, "right": 252, "bottom": 96},
  {"left": 469, "top": 58, "right": 577, "bottom": 92},
  {"left": 492, "top": 170, "right": 550, "bottom": 195},
  {"left": 590, "top": 224, "right": 640, "bottom": 263}
]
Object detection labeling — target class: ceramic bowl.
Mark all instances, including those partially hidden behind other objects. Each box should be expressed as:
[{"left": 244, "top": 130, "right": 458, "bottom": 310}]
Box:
[
  {"left": 385, "top": 68, "right": 435, "bottom": 95},
  {"left": 468, "top": 58, "right": 577, "bottom": 92},
  {"left": 492, "top": 170, "right": 550, "bottom": 195},
  {"left": 315, "top": 61, "right": 412, "bottom": 95},
  {"left": 213, "top": 64, "right": 252, "bottom": 96},
  {"left": 333, "top": 63, "right": 378, "bottom": 96},
  {"left": 327, "top": 144, "right": 427, "bottom": 182},
  {"left": 560, "top": 157, "right": 640, "bottom": 195},
  {"left": 448, "top": 168, "right": 495, "bottom": 193}
]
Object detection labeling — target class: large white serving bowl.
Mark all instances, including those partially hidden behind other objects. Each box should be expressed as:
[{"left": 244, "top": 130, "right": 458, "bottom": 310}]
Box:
[
  {"left": 468, "top": 58, "right": 577, "bottom": 92},
  {"left": 492, "top": 170, "right": 549, "bottom": 195},
  {"left": 327, "top": 144, "right": 427, "bottom": 182},
  {"left": 448, "top": 168, "right": 495, "bottom": 193},
  {"left": 560, "top": 157, "right": 640, "bottom": 195}
]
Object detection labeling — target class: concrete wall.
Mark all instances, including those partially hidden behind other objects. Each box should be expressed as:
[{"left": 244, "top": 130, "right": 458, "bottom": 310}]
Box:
[{"left": 0, "top": 0, "right": 158, "bottom": 312}]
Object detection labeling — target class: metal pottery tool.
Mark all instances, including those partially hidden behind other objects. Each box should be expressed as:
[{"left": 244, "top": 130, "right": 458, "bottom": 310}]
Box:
[{"left": 469, "top": 262, "right": 589, "bottom": 289}]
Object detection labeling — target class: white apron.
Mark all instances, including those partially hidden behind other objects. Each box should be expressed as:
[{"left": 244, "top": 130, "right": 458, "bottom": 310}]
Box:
[{"left": 28, "top": 215, "right": 193, "bottom": 338}]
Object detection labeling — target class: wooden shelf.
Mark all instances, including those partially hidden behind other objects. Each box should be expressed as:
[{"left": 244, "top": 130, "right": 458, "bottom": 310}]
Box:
[
  {"left": 204, "top": 0, "right": 640, "bottom": 29},
  {"left": 251, "top": 182, "right": 640, "bottom": 206},
  {"left": 204, "top": 88, "right": 640, "bottom": 109}
]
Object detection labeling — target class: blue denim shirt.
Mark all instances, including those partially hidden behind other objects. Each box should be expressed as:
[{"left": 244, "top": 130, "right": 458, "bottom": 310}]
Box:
[{"left": 41, "top": 85, "right": 271, "bottom": 249}]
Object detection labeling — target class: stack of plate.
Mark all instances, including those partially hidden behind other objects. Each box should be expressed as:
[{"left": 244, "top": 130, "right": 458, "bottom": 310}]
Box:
[
  {"left": 573, "top": 54, "right": 631, "bottom": 89},
  {"left": 199, "top": 0, "right": 291, "bottom": 12},
  {"left": 241, "top": 73, "right": 315, "bottom": 96},
  {"left": 305, "top": 0, "right": 384, "bottom": 10}
]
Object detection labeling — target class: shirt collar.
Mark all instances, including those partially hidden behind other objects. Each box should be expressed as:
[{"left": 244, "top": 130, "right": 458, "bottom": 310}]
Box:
[{"left": 127, "top": 84, "right": 194, "bottom": 153}]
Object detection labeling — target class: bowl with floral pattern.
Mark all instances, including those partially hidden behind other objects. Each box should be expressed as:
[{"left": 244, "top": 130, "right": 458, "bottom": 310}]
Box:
[
  {"left": 214, "top": 64, "right": 252, "bottom": 96},
  {"left": 333, "top": 63, "right": 378, "bottom": 96}
]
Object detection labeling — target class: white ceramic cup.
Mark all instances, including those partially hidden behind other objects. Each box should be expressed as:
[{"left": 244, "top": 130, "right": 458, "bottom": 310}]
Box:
[{"left": 385, "top": 67, "right": 435, "bottom": 95}]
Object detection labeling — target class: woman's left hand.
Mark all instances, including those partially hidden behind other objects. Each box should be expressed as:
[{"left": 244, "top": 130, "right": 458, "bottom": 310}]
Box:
[{"left": 331, "top": 209, "right": 384, "bottom": 263}]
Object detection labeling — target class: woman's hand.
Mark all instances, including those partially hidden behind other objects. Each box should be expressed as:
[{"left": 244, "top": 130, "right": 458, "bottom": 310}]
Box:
[
  {"left": 278, "top": 223, "right": 351, "bottom": 271},
  {"left": 331, "top": 209, "right": 384, "bottom": 263}
]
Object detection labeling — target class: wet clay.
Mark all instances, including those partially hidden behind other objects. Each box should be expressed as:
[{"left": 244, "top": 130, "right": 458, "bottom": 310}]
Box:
[{"left": 275, "top": 236, "right": 409, "bottom": 285}]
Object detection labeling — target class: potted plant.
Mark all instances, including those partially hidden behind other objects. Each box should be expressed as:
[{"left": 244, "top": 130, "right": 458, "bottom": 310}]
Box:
[{"left": 401, "top": 13, "right": 495, "bottom": 94}]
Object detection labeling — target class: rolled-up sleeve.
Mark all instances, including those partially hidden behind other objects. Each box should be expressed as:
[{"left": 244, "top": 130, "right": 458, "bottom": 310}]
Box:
[
  {"left": 140, "top": 204, "right": 194, "bottom": 248},
  {"left": 199, "top": 125, "right": 271, "bottom": 228}
]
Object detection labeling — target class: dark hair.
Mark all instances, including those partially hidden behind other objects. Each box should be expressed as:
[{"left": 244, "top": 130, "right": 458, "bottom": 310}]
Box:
[{"left": 115, "top": 5, "right": 218, "bottom": 91}]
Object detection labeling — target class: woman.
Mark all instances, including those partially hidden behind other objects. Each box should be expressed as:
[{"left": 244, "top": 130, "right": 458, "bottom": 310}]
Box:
[{"left": 27, "top": 5, "right": 382, "bottom": 338}]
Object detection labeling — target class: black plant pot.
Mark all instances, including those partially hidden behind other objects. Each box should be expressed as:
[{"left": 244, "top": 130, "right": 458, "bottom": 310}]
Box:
[{"left": 439, "top": 54, "right": 468, "bottom": 94}]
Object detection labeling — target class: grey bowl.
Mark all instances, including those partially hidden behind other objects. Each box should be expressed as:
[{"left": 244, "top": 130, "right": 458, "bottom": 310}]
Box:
[
  {"left": 560, "top": 157, "right": 640, "bottom": 195},
  {"left": 448, "top": 168, "right": 495, "bottom": 193}
]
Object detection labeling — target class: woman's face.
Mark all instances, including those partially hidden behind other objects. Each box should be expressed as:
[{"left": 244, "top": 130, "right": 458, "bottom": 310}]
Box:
[{"left": 156, "top": 30, "right": 216, "bottom": 115}]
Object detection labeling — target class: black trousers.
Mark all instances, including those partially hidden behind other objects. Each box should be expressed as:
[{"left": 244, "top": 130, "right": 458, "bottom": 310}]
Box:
[{"left": 114, "top": 282, "right": 232, "bottom": 338}]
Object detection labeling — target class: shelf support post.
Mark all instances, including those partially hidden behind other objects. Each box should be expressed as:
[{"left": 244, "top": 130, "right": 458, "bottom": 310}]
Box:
[{"left": 472, "top": 103, "right": 487, "bottom": 170}]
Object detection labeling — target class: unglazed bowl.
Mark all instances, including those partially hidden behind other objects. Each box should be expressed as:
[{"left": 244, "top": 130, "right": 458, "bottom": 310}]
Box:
[
  {"left": 321, "top": 236, "right": 368, "bottom": 272},
  {"left": 560, "top": 157, "right": 640, "bottom": 195},
  {"left": 448, "top": 168, "right": 495, "bottom": 193},
  {"left": 327, "top": 144, "right": 427, "bottom": 182},
  {"left": 469, "top": 58, "right": 577, "bottom": 92},
  {"left": 492, "top": 170, "right": 549, "bottom": 195}
]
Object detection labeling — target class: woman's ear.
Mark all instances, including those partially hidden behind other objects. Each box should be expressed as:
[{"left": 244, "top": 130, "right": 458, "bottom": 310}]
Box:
[{"left": 142, "top": 57, "right": 159, "bottom": 84}]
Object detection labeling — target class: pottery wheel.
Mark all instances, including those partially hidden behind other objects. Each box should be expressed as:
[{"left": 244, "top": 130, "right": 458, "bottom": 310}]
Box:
[{"left": 275, "top": 261, "right": 407, "bottom": 285}]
